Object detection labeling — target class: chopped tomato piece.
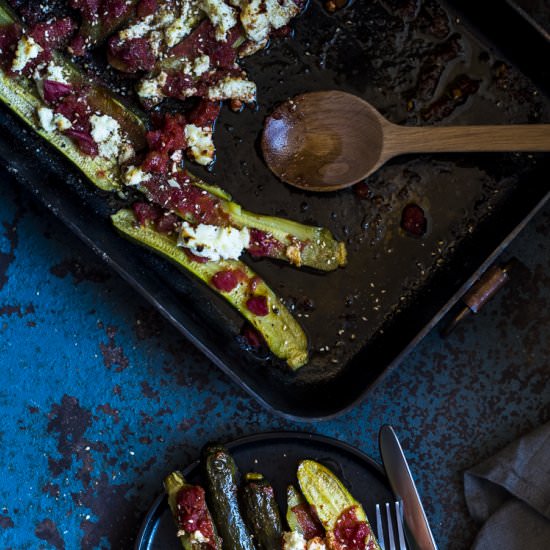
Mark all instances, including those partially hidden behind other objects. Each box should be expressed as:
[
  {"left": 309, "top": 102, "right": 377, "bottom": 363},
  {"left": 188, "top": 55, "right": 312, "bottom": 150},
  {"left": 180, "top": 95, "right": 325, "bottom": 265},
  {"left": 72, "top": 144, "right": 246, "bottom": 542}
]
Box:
[
  {"left": 246, "top": 295, "right": 269, "bottom": 316},
  {"left": 43, "top": 80, "right": 73, "bottom": 104},
  {"left": 211, "top": 269, "right": 247, "bottom": 292},
  {"left": 401, "top": 203, "right": 427, "bottom": 237},
  {"left": 29, "top": 17, "right": 75, "bottom": 50},
  {"left": 188, "top": 100, "right": 221, "bottom": 127},
  {"left": 108, "top": 36, "right": 156, "bottom": 72}
]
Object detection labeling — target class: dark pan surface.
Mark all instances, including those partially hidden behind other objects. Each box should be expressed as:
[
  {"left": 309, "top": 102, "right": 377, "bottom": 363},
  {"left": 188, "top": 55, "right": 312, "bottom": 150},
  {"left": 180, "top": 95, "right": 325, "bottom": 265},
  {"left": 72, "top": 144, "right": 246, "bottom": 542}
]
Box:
[
  {"left": 134, "top": 431, "right": 392, "bottom": 549},
  {"left": 506, "top": 0, "right": 550, "bottom": 40},
  {"left": 1, "top": 0, "right": 549, "bottom": 419}
]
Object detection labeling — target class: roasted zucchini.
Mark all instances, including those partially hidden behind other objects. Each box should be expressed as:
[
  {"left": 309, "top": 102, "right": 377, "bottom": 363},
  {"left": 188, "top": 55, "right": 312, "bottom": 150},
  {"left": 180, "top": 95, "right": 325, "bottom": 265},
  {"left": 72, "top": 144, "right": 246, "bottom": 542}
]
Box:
[
  {"left": 137, "top": 170, "right": 347, "bottom": 272},
  {"left": 202, "top": 445, "right": 255, "bottom": 550},
  {"left": 286, "top": 484, "right": 324, "bottom": 540},
  {"left": 297, "top": 460, "right": 381, "bottom": 550},
  {"left": 0, "top": 2, "right": 146, "bottom": 192},
  {"left": 112, "top": 209, "right": 309, "bottom": 369},
  {"left": 240, "top": 473, "right": 283, "bottom": 550},
  {"left": 165, "top": 471, "right": 222, "bottom": 549}
]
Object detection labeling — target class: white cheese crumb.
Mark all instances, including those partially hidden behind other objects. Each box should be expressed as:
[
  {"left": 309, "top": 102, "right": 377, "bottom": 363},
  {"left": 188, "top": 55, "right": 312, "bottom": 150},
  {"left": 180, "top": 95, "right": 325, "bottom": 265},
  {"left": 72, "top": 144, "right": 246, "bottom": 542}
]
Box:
[
  {"left": 90, "top": 114, "right": 122, "bottom": 158},
  {"left": 54, "top": 113, "right": 72, "bottom": 131},
  {"left": 37, "top": 107, "right": 55, "bottom": 133},
  {"left": 148, "top": 30, "right": 164, "bottom": 57},
  {"left": 119, "top": 15, "right": 156, "bottom": 40},
  {"left": 165, "top": 2, "right": 202, "bottom": 47},
  {"left": 200, "top": 0, "right": 238, "bottom": 41},
  {"left": 184, "top": 123, "right": 215, "bottom": 166},
  {"left": 137, "top": 71, "right": 168, "bottom": 104},
  {"left": 207, "top": 76, "right": 256, "bottom": 102},
  {"left": 124, "top": 166, "right": 151, "bottom": 186},
  {"left": 193, "top": 54, "right": 210, "bottom": 76},
  {"left": 37, "top": 107, "right": 72, "bottom": 133},
  {"left": 118, "top": 142, "right": 135, "bottom": 164},
  {"left": 90, "top": 114, "right": 119, "bottom": 142},
  {"left": 265, "top": 0, "right": 299, "bottom": 30},
  {"left": 306, "top": 538, "right": 327, "bottom": 550},
  {"left": 12, "top": 35, "right": 43, "bottom": 73},
  {"left": 239, "top": 0, "right": 270, "bottom": 43},
  {"left": 189, "top": 530, "right": 209, "bottom": 543},
  {"left": 282, "top": 531, "right": 307, "bottom": 550},
  {"left": 45, "top": 62, "right": 68, "bottom": 84},
  {"left": 240, "top": 0, "right": 298, "bottom": 43},
  {"left": 178, "top": 222, "right": 250, "bottom": 261}
]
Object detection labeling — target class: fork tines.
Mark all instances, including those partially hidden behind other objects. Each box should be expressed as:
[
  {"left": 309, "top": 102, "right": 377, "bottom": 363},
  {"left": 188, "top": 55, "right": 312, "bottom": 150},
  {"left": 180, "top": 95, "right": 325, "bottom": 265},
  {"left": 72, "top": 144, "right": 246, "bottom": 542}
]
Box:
[{"left": 375, "top": 501, "right": 407, "bottom": 550}]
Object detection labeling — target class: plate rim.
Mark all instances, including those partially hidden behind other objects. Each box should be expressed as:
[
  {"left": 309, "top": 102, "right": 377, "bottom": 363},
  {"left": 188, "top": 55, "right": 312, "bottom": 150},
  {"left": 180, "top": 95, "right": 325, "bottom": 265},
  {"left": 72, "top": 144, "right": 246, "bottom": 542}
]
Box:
[{"left": 134, "top": 430, "right": 388, "bottom": 549}]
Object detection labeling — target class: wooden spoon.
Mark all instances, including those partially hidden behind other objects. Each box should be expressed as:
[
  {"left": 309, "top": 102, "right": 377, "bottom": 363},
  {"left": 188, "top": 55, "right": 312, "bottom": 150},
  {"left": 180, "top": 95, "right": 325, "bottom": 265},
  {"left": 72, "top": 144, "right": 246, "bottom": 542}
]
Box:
[{"left": 261, "top": 91, "right": 550, "bottom": 192}]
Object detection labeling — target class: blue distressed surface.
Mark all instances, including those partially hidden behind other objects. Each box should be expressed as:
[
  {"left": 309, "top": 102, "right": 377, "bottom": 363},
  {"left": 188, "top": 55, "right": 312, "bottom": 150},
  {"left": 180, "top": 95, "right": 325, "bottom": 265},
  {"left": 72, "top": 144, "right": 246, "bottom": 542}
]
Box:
[{"left": 1, "top": 175, "right": 550, "bottom": 550}]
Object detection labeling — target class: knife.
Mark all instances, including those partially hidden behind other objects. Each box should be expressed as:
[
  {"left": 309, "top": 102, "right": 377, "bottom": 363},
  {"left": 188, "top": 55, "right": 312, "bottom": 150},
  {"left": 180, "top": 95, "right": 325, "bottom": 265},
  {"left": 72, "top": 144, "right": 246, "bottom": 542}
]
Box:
[{"left": 379, "top": 425, "right": 438, "bottom": 550}]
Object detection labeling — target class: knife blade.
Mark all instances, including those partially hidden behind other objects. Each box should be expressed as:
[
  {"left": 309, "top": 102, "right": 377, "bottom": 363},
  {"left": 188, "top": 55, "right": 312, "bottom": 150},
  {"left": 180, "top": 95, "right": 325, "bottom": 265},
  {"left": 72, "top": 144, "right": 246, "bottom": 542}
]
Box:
[{"left": 379, "top": 425, "right": 438, "bottom": 550}]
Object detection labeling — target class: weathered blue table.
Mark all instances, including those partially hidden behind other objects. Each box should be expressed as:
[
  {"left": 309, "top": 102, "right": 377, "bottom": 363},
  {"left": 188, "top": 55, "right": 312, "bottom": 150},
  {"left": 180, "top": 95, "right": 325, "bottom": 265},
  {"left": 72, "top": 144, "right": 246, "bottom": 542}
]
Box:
[{"left": 1, "top": 169, "right": 550, "bottom": 549}]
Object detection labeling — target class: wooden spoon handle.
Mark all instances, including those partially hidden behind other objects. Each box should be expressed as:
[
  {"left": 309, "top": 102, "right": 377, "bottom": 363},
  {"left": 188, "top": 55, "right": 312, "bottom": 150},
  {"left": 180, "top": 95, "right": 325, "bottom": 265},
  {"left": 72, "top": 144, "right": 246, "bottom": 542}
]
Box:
[{"left": 387, "top": 124, "right": 550, "bottom": 154}]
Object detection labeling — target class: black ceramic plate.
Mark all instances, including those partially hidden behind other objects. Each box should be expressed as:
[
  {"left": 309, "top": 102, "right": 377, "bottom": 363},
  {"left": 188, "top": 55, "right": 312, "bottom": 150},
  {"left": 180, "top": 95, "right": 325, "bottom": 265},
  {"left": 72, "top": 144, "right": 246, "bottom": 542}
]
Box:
[{"left": 134, "top": 432, "right": 393, "bottom": 549}]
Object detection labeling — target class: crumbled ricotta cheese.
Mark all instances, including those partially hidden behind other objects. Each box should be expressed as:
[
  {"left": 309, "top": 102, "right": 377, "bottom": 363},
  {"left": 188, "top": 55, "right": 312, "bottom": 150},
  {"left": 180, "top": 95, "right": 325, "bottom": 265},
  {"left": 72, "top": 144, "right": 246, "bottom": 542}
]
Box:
[
  {"left": 265, "top": 0, "right": 299, "bottom": 30},
  {"left": 165, "top": 1, "right": 202, "bottom": 47},
  {"left": 189, "top": 530, "right": 209, "bottom": 543},
  {"left": 200, "top": 0, "right": 238, "bottom": 41},
  {"left": 37, "top": 107, "right": 55, "bottom": 133},
  {"left": 45, "top": 62, "right": 68, "bottom": 84},
  {"left": 148, "top": 30, "right": 164, "bottom": 57},
  {"left": 54, "top": 113, "right": 72, "bottom": 131},
  {"left": 184, "top": 123, "right": 215, "bottom": 166},
  {"left": 118, "top": 142, "right": 135, "bottom": 164},
  {"left": 37, "top": 107, "right": 72, "bottom": 133},
  {"left": 137, "top": 72, "right": 168, "bottom": 104},
  {"left": 193, "top": 54, "right": 210, "bottom": 76},
  {"left": 124, "top": 166, "right": 151, "bottom": 186},
  {"left": 282, "top": 532, "right": 307, "bottom": 550},
  {"left": 239, "top": 0, "right": 270, "bottom": 43},
  {"left": 172, "top": 54, "right": 211, "bottom": 79},
  {"left": 90, "top": 114, "right": 119, "bottom": 142},
  {"left": 178, "top": 222, "right": 250, "bottom": 261},
  {"left": 119, "top": 5, "right": 202, "bottom": 54},
  {"left": 90, "top": 114, "right": 122, "bottom": 158},
  {"left": 238, "top": 37, "right": 268, "bottom": 57},
  {"left": 207, "top": 76, "right": 256, "bottom": 102},
  {"left": 12, "top": 35, "right": 43, "bottom": 73},
  {"left": 119, "top": 15, "right": 157, "bottom": 40},
  {"left": 306, "top": 538, "right": 327, "bottom": 550},
  {"left": 240, "top": 0, "right": 299, "bottom": 43}
]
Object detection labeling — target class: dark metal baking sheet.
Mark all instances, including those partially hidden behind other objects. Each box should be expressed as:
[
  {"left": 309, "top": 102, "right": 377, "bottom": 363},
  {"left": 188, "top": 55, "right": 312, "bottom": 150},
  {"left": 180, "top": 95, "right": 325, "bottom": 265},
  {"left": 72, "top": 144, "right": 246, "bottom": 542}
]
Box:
[
  {"left": 506, "top": 0, "right": 550, "bottom": 41},
  {"left": 134, "top": 431, "right": 393, "bottom": 549},
  {"left": 1, "top": 0, "right": 549, "bottom": 419}
]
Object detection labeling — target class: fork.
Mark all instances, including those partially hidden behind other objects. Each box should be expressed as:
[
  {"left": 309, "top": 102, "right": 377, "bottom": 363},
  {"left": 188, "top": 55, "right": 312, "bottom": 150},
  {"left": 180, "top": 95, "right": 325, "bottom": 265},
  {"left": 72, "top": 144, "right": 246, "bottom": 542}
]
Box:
[{"left": 375, "top": 501, "right": 407, "bottom": 550}]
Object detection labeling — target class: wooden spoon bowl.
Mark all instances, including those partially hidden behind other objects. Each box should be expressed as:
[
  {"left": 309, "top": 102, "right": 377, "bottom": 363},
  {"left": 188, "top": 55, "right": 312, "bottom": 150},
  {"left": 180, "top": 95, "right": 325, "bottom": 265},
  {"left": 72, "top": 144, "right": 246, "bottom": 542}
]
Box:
[{"left": 261, "top": 91, "right": 550, "bottom": 192}]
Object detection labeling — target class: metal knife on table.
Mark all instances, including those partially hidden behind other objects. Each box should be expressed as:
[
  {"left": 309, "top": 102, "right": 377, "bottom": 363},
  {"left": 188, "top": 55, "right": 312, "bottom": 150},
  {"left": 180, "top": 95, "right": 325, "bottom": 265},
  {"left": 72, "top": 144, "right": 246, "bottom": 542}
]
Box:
[{"left": 379, "top": 425, "right": 438, "bottom": 550}]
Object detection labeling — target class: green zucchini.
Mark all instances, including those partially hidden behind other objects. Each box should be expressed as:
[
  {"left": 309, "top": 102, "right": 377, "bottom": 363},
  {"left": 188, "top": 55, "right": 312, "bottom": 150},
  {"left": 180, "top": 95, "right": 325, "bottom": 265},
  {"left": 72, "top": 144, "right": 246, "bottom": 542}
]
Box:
[
  {"left": 138, "top": 171, "right": 347, "bottom": 272},
  {"left": 75, "top": 1, "right": 139, "bottom": 52},
  {"left": 0, "top": 1, "right": 346, "bottom": 272},
  {"left": 202, "top": 445, "right": 255, "bottom": 550},
  {"left": 111, "top": 209, "right": 308, "bottom": 369},
  {"left": 297, "top": 460, "right": 381, "bottom": 550},
  {"left": 286, "top": 484, "right": 325, "bottom": 540},
  {"left": 164, "top": 471, "right": 222, "bottom": 549},
  {"left": 240, "top": 473, "right": 283, "bottom": 550},
  {"left": 0, "top": 69, "right": 121, "bottom": 192},
  {"left": 0, "top": 2, "right": 146, "bottom": 192},
  {"left": 188, "top": 174, "right": 347, "bottom": 271},
  {"left": 286, "top": 485, "right": 307, "bottom": 534}
]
